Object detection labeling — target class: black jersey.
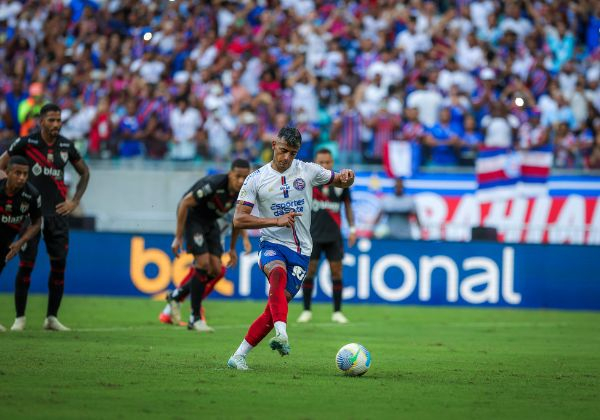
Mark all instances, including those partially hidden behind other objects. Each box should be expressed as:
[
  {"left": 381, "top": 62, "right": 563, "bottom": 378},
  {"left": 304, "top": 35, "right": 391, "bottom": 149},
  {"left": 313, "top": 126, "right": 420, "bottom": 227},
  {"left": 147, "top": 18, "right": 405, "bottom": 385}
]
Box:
[
  {"left": 184, "top": 174, "right": 237, "bottom": 222},
  {"left": 7, "top": 132, "right": 82, "bottom": 216},
  {"left": 0, "top": 179, "right": 42, "bottom": 234},
  {"left": 310, "top": 184, "right": 351, "bottom": 242}
]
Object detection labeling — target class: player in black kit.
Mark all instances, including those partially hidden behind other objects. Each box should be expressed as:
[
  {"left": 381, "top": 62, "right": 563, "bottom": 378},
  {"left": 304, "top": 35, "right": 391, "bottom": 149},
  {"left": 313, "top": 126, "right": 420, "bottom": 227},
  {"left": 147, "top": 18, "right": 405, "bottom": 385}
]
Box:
[
  {"left": 0, "top": 156, "right": 43, "bottom": 332},
  {"left": 170, "top": 159, "right": 250, "bottom": 332},
  {"left": 0, "top": 103, "right": 90, "bottom": 331},
  {"left": 298, "top": 149, "right": 356, "bottom": 324}
]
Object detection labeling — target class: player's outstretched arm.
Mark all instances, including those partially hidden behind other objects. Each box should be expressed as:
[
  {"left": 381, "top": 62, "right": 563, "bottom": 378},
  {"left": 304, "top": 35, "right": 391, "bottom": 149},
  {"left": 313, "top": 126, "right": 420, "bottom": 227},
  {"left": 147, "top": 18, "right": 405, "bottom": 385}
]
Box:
[
  {"left": 233, "top": 203, "right": 300, "bottom": 230},
  {"left": 6, "top": 216, "right": 42, "bottom": 261},
  {"left": 331, "top": 169, "right": 355, "bottom": 189},
  {"left": 0, "top": 151, "right": 10, "bottom": 180},
  {"left": 171, "top": 193, "right": 196, "bottom": 257}
]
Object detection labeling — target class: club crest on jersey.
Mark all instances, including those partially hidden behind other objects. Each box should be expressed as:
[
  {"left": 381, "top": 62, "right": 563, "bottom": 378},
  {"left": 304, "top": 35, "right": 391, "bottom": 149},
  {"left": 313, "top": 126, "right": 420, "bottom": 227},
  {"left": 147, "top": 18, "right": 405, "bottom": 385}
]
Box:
[
  {"left": 32, "top": 163, "right": 42, "bottom": 176},
  {"left": 20, "top": 202, "right": 29, "bottom": 213},
  {"left": 193, "top": 233, "right": 204, "bottom": 247},
  {"left": 293, "top": 178, "right": 306, "bottom": 191},
  {"left": 60, "top": 151, "right": 68, "bottom": 162}
]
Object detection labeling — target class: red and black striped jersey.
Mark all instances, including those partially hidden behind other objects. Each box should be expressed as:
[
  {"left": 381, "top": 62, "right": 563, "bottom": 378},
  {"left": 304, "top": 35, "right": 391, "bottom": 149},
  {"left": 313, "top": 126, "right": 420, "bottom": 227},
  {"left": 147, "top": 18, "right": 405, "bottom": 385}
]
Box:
[
  {"left": 7, "top": 132, "right": 81, "bottom": 216},
  {"left": 184, "top": 174, "right": 237, "bottom": 222},
  {"left": 0, "top": 178, "right": 42, "bottom": 234},
  {"left": 310, "top": 184, "right": 351, "bottom": 243}
]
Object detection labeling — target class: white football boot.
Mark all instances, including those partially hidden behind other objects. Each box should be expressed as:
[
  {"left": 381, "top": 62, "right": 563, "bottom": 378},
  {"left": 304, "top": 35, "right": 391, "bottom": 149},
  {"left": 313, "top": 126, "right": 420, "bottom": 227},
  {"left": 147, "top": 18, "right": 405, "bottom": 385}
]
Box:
[
  {"left": 331, "top": 311, "right": 349, "bottom": 324},
  {"left": 297, "top": 310, "right": 312, "bottom": 323},
  {"left": 166, "top": 291, "right": 182, "bottom": 325},
  {"left": 269, "top": 333, "right": 291, "bottom": 356},
  {"left": 10, "top": 316, "right": 26, "bottom": 331},
  {"left": 43, "top": 316, "right": 71, "bottom": 331},
  {"left": 227, "top": 354, "right": 249, "bottom": 370},
  {"left": 190, "top": 319, "right": 214, "bottom": 332}
]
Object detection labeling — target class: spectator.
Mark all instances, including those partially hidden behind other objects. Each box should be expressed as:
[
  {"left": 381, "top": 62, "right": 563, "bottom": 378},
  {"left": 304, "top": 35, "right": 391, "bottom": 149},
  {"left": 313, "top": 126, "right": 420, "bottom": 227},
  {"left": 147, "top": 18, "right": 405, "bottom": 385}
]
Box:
[
  {"left": 554, "top": 122, "right": 579, "bottom": 168},
  {"left": 116, "top": 98, "right": 144, "bottom": 158},
  {"left": 406, "top": 74, "right": 443, "bottom": 128},
  {"left": 423, "top": 107, "right": 463, "bottom": 166},
  {"left": 481, "top": 101, "right": 519, "bottom": 148},
  {"left": 169, "top": 96, "right": 203, "bottom": 161},
  {"left": 88, "top": 97, "right": 112, "bottom": 158},
  {"left": 373, "top": 178, "right": 419, "bottom": 240}
]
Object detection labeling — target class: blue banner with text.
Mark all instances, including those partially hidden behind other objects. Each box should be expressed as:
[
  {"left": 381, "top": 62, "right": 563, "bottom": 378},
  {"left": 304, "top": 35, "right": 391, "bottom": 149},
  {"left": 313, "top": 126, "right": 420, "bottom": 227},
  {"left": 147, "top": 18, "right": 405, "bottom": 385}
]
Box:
[{"left": 0, "top": 231, "right": 598, "bottom": 310}]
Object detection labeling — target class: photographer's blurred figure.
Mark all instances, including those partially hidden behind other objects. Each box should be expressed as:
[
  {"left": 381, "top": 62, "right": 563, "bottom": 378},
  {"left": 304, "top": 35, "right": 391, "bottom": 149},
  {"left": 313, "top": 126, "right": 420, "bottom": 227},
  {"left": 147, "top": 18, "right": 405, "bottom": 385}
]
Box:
[{"left": 373, "top": 178, "right": 419, "bottom": 240}]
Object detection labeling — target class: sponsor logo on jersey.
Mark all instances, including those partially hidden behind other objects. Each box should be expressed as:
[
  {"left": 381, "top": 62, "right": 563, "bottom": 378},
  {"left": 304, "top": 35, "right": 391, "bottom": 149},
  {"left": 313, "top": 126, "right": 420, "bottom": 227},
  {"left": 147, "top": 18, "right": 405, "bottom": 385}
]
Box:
[
  {"left": 312, "top": 200, "right": 341, "bottom": 212},
  {"left": 59, "top": 143, "right": 70, "bottom": 148},
  {"left": 32, "top": 163, "right": 42, "bottom": 176},
  {"left": 270, "top": 199, "right": 305, "bottom": 216},
  {"left": 1, "top": 214, "right": 24, "bottom": 224},
  {"left": 22, "top": 192, "right": 31, "bottom": 199},
  {"left": 293, "top": 178, "right": 306, "bottom": 191}
]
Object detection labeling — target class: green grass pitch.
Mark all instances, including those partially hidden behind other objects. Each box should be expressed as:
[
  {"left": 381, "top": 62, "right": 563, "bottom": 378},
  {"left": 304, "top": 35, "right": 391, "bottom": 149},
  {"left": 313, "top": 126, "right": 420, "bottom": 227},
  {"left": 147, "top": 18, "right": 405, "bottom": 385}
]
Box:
[{"left": 1, "top": 294, "right": 599, "bottom": 419}]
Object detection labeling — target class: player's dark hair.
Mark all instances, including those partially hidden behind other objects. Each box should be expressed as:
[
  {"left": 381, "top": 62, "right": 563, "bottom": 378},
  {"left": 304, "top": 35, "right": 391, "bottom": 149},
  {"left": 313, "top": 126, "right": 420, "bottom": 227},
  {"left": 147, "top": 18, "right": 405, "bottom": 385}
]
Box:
[
  {"left": 7, "top": 155, "right": 29, "bottom": 170},
  {"left": 40, "top": 103, "right": 61, "bottom": 117},
  {"left": 231, "top": 158, "right": 250, "bottom": 170},
  {"left": 277, "top": 126, "right": 302, "bottom": 148},
  {"left": 315, "top": 148, "right": 332, "bottom": 157}
]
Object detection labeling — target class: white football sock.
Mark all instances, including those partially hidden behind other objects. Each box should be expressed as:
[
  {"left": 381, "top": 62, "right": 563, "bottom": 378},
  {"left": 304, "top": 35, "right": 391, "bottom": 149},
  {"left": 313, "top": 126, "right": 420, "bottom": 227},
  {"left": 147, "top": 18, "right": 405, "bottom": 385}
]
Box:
[
  {"left": 234, "top": 339, "right": 254, "bottom": 357},
  {"left": 274, "top": 321, "right": 287, "bottom": 337},
  {"left": 162, "top": 304, "right": 171, "bottom": 315}
]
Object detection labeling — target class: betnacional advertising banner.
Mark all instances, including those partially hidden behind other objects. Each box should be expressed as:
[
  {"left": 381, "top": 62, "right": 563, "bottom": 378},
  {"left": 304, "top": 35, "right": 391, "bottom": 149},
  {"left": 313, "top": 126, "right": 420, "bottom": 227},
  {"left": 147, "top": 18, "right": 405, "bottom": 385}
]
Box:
[{"left": 1, "top": 232, "right": 598, "bottom": 310}]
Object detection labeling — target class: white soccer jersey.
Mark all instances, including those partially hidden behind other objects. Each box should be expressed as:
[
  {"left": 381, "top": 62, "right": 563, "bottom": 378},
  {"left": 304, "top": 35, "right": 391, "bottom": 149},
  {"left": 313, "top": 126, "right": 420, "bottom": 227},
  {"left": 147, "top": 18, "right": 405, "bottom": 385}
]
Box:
[{"left": 237, "top": 160, "right": 335, "bottom": 256}]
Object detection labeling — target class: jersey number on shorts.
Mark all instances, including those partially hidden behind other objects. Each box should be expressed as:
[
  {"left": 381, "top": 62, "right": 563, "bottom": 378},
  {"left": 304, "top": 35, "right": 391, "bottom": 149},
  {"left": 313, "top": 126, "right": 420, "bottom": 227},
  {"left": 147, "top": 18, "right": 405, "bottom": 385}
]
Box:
[{"left": 292, "top": 265, "right": 306, "bottom": 281}]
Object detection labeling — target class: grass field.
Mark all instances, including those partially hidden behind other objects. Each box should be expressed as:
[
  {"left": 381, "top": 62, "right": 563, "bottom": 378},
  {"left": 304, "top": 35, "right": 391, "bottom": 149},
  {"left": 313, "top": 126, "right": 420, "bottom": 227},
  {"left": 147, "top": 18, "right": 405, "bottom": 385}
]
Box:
[{"left": 1, "top": 294, "right": 599, "bottom": 419}]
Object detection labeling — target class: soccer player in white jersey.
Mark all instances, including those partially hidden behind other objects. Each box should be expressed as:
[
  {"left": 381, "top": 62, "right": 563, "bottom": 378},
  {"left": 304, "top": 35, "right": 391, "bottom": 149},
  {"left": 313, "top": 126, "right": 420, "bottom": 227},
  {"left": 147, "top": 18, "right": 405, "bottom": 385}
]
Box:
[{"left": 227, "top": 126, "right": 355, "bottom": 370}]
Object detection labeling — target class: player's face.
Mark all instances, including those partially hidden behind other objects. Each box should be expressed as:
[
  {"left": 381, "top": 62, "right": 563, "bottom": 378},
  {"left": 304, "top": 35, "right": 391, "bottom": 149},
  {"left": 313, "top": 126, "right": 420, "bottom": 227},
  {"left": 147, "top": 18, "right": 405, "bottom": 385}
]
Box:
[
  {"left": 41, "top": 111, "right": 62, "bottom": 140},
  {"left": 228, "top": 167, "right": 250, "bottom": 193},
  {"left": 315, "top": 152, "right": 333, "bottom": 170},
  {"left": 7, "top": 164, "right": 29, "bottom": 190},
  {"left": 272, "top": 139, "right": 299, "bottom": 172}
]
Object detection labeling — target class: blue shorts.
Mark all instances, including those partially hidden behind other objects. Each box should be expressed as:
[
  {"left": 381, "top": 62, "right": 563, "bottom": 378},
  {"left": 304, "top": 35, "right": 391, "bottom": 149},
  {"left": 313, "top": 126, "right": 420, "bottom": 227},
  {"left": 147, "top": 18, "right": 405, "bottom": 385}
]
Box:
[{"left": 258, "top": 241, "right": 310, "bottom": 297}]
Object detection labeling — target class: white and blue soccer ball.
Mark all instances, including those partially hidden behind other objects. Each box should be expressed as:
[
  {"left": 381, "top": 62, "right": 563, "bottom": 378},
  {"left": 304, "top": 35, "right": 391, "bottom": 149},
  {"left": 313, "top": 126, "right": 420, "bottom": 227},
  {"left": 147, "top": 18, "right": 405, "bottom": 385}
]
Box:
[{"left": 335, "top": 343, "right": 371, "bottom": 376}]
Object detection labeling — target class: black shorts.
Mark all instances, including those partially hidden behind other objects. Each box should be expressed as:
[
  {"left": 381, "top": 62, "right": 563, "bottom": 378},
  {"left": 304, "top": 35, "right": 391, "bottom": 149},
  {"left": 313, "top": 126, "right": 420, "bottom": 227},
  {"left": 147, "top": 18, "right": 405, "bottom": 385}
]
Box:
[
  {"left": 310, "top": 237, "right": 344, "bottom": 262},
  {"left": 184, "top": 216, "right": 223, "bottom": 257},
  {"left": 20, "top": 215, "right": 69, "bottom": 261}
]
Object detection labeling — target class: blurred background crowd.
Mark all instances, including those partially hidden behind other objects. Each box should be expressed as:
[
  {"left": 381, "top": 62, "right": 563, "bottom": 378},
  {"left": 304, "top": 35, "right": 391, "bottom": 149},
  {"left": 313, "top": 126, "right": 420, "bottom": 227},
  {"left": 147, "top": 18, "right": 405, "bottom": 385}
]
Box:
[{"left": 0, "top": 0, "right": 599, "bottom": 169}]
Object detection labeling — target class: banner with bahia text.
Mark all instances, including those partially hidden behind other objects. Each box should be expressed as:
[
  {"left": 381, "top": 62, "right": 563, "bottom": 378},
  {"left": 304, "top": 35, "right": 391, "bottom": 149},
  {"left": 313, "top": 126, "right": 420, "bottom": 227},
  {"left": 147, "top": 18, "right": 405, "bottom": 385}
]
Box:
[{"left": 1, "top": 231, "right": 598, "bottom": 311}]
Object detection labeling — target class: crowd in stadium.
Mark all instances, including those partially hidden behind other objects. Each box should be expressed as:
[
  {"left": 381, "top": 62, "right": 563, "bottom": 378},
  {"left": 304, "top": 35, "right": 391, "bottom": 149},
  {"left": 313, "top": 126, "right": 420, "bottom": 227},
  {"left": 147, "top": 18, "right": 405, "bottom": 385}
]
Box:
[{"left": 0, "top": 0, "right": 599, "bottom": 169}]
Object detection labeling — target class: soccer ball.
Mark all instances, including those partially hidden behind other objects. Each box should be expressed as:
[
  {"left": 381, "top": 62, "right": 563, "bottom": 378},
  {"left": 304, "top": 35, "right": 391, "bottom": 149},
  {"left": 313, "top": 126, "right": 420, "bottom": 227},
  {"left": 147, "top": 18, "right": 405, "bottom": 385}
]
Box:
[{"left": 335, "top": 343, "right": 371, "bottom": 376}]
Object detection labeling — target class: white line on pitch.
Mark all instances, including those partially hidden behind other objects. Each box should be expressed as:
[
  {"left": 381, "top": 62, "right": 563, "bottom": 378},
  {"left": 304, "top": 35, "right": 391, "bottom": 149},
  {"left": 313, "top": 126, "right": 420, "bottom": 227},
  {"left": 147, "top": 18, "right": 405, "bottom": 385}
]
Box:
[{"left": 53, "top": 322, "right": 371, "bottom": 333}]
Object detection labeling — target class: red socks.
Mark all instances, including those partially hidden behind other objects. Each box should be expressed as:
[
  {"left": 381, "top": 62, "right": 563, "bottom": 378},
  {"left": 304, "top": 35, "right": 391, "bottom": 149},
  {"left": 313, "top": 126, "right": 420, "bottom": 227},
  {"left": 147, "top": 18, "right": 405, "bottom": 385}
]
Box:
[
  {"left": 203, "top": 265, "right": 226, "bottom": 299},
  {"left": 243, "top": 267, "right": 288, "bottom": 346},
  {"left": 245, "top": 304, "right": 273, "bottom": 346},
  {"left": 267, "top": 266, "right": 288, "bottom": 323}
]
